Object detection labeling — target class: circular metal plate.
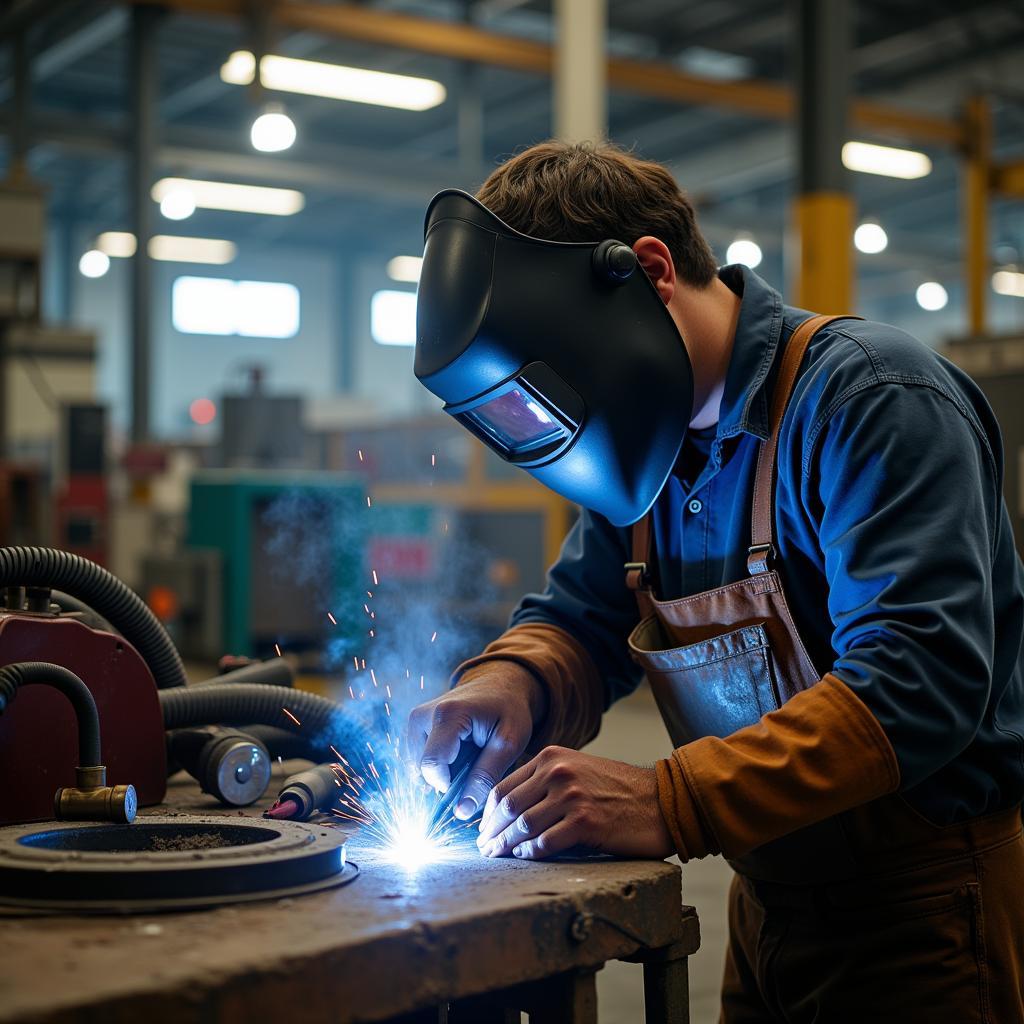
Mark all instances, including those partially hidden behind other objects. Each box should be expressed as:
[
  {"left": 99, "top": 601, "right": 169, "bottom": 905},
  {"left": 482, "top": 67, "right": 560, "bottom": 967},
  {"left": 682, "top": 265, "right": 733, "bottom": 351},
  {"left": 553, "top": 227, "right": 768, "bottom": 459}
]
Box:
[{"left": 0, "top": 815, "right": 359, "bottom": 914}]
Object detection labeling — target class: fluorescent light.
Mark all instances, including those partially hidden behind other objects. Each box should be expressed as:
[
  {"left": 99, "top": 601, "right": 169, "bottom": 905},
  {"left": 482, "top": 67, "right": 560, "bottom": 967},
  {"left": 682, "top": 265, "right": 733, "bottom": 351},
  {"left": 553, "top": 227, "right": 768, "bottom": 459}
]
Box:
[
  {"left": 221, "top": 50, "right": 446, "bottom": 111},
  {"left": 96, "top": 231, "right": 137, "bottom": 257},
  {"left": 94, "top": 231, "right": 236, "bottom": 264},
  {"left": 152, "top": 177, "right": 304, "bottom": 217},
  {"left": 916, "top": 282, "right": 948, "bottom": 311},
  {"left": 79, "top": 250, "right": 110, "bottom": 278},
  {"left": 251, "top": 105, "right": 297, "bottom": 153},
  {"left": 854, "top": 222, "right": 888, "bottom": 254},
  {"left": 387, "top": 255, "right": 423, "bottom": 283},
  {"left": 371, "top": 289, "right": 417, "bottom": 346},
  {"left": 992, "top": 269, "right": 1024, "bottom": 298},
  {"left": 148, "top": 235, "right": 236, "bottom": 264},
  {"left": 160, "top": 188, "right": 196, "bottom": 221},
  {"left": 726, "top": 237, "right": 762, "bottom": 269},
  {"left": 842, "top": 141, "right": 932, "bottom": 180}
]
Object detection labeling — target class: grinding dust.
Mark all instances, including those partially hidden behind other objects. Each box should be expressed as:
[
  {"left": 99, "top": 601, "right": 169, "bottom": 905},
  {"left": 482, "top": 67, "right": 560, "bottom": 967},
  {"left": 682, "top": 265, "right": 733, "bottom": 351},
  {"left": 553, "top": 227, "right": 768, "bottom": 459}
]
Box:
[{"left": 149, "top": 832, "right": 232, "bottom": 852}]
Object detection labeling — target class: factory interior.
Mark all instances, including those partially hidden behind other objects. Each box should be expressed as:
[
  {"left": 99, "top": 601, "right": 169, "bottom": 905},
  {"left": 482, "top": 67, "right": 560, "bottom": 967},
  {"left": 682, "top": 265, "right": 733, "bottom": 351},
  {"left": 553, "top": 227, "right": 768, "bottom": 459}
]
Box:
[{"left": 1, "top": 1, "right": 1024, "bottom": 1022}]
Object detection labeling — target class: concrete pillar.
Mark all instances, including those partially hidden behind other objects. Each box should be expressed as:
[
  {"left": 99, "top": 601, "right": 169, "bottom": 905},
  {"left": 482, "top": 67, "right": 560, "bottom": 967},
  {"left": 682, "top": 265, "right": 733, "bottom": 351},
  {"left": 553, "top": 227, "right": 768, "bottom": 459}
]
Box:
[
  {"left": 457, "top": 2, "right": 484, "bottom": 186},
  {"left": 554, "top": 0, "right": 606, "bottom": 144},
  {"left": 793, "top": 0, "right": 853, "bottom": 312},
  {"left": 129, "top": 5, "right": 160, "bottom": 443},
  {"left": 10, "top": 31, "right": 30, "bottom": 177}
]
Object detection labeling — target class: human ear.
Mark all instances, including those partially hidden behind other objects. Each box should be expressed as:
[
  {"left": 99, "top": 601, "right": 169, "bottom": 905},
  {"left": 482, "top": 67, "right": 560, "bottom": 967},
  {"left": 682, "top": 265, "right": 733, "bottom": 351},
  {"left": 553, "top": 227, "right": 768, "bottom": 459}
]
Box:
[{"left": 632, "top": 236, "right": 676, "bottom": 305}]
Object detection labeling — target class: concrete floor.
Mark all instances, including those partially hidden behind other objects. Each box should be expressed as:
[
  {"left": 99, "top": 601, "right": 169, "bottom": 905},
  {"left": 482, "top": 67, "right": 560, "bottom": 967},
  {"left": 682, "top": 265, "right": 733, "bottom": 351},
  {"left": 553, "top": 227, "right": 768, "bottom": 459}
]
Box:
[{"left": 584, "top": 684, "right": 732, "bottom": 1024}]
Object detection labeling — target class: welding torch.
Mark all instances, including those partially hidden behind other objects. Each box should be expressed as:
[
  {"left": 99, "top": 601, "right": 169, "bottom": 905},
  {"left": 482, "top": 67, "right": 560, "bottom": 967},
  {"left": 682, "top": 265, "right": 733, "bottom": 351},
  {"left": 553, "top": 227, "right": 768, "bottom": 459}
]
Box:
[
  {"left": 427, "top": 742, "right": 482, "bottom": 831},
  {"left": 265, "top": 762, "right": 342, "bottom": 821}
]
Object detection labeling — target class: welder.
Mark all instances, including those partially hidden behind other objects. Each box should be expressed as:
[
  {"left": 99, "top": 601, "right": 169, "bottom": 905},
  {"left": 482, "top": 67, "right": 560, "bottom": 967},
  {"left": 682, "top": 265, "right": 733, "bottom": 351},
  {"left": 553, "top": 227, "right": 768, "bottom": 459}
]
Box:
[{"left": 407, "top": 141, "right": 1024, "bottom": 1022}]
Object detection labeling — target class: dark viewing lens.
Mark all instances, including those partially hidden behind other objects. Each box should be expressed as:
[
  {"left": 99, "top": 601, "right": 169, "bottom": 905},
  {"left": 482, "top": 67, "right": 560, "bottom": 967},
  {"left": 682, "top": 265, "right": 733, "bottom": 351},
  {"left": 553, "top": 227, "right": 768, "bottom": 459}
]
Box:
[{"left": 462, "top": 388, "right": 569, "bottom": 455}]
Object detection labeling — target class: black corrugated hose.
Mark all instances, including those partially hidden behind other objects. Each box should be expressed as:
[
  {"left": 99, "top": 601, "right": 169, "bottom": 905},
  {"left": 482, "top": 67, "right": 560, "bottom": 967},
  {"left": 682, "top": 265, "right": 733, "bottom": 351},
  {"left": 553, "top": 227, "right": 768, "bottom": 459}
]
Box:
[
  {"left": 159, "top": 684, "right": 370, "bottom": 759},
  {"left": 0, "top": 662, "right": 101, "bottom": 766},
  {"left": 0, "top": 547, "right": 187, "bottom": 690}
]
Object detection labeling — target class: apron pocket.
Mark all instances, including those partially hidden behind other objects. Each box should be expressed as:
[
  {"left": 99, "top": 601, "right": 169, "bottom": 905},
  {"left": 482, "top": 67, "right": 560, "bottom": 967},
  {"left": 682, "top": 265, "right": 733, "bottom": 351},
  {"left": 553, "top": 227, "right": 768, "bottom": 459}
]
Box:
[{"left": 629, "top": 617, "right": 780, "bottom": 743}]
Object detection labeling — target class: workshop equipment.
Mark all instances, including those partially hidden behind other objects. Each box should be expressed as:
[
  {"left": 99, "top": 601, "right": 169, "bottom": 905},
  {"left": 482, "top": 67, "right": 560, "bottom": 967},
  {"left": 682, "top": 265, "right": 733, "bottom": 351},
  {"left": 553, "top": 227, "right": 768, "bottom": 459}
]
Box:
[
  {"left": 0, "top": 815, "right": 357, "bottom": 914},
  {"left": 186, "top": 471, "right": 365, "bottom": 659},
  {"left": 0, "top": 546, "right": 184, "bottom": 824},
  {"left": 0, "top": 661, "right": 136, "bottom": 823},
  {"left": 168, "top": 726, "right": 272, "bottom": 808},
  {"left": 265, "top": 761, "right": 341, "bottom": 820}
]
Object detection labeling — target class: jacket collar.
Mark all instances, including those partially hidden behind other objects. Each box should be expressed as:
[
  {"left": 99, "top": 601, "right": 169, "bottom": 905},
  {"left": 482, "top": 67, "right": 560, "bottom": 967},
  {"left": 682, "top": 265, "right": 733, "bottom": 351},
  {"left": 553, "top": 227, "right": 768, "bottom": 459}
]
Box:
[{"left": 713, "top": 264, "right": 785, "bottom": 443}]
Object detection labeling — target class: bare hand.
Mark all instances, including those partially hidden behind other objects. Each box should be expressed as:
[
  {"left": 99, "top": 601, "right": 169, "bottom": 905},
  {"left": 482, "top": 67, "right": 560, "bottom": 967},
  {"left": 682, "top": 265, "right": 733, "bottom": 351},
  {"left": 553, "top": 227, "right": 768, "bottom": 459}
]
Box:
[
  {"left": 406, "top": 663, "right": 546, "bottom": 819},
  {"left": 476, "top": 746, "right": 673, "bottom": 860}
]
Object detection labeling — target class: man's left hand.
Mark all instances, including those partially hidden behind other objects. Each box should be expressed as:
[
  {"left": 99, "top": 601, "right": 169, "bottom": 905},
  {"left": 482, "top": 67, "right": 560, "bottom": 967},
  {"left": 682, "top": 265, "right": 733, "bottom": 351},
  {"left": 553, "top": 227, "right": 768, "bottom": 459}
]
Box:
[{"left": 476, "top": 746, "right": 674, "bottom": 860}]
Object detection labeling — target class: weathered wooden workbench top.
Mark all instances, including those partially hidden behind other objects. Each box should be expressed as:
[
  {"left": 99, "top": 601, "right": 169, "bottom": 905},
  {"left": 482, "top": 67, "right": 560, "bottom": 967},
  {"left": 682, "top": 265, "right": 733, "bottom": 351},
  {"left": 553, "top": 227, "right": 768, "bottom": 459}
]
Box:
[{"left": 0, "top": 771, "right": 698, "bottom": 1023}]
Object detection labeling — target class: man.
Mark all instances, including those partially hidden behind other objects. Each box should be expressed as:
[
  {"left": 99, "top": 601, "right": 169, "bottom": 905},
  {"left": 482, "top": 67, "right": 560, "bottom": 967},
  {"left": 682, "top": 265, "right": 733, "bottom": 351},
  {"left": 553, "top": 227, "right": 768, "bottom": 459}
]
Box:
[{"left": 407, "top": 141, "right": 1024, "bottom": 1021}]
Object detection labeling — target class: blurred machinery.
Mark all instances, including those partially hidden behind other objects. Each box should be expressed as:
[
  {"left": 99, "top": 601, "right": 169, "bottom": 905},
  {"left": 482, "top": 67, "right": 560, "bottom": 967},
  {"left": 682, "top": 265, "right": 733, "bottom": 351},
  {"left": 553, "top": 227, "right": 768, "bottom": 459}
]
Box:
[
  {"left": 0, "top": 177, "right": 101, "bottom": 555},
  {"left": 184, "top": 470, "right": 365, "bottom": 659}
]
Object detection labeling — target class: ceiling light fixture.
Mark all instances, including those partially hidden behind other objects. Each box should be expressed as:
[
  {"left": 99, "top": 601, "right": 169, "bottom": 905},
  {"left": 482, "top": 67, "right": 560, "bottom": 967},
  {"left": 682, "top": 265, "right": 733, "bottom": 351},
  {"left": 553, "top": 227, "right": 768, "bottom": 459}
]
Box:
[
  {"left": 148, "top": 236, "right": 237, "bottom": 264},
  {"left": 387, "top": 255, "right": 423, "bottom": 283},
  {"left": 78, "top": 250, "right": 110, "bottom": 278},
  {"left": 842, "top": 141, "right": 932, "bottom": 180},
  {"left": 250, "top": 102, "right": 297, "bottom": 153},
  {"left": 95, "top": 231, "right": 137, "bottom": 258},
  {"left": 221, "top": 50, "right": 447, "bottom": 111},
  {"left": 854, "top": 221, "right": 888, "bottom": 255},
  {"left": 92, "top": 232, "right": 236, "bottom": 265},
  {"left": 915, "top": 281, "right": 948, "bottom": 311},
  {"left": 160, "top": 188, "right": 197, "bottom": 221},
  {"left": 992, "top": 269, "right": 1024, "bottom": 298},
  {"left": 725, "top": 236, "right": 762, "bottom": 269},
  {"left": 152, "top": 178, "right": 304, "bottom": 216}
]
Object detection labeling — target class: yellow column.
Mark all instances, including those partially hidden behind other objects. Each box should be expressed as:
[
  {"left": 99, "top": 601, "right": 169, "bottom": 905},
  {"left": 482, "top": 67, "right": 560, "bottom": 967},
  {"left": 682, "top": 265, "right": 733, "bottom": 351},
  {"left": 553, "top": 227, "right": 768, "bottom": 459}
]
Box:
[
  {"left": 794, "top": 192, "right": 855, "bottom": 313},
  {"left": 963, "top": 96, "right": 991, "bottom": 337}
]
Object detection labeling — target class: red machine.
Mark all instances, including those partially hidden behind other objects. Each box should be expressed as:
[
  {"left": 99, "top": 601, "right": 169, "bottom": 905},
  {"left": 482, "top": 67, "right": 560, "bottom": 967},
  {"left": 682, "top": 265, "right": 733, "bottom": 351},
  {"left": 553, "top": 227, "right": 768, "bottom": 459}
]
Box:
[{"left": 0, "top": 609, "right": 167, "bottom": 825}]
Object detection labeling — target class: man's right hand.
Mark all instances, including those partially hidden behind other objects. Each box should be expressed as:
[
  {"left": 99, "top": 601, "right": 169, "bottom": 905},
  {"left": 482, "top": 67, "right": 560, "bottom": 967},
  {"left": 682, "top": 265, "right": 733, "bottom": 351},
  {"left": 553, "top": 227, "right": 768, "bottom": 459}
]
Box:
[{"left": 406, "top": 663, "right": 547, "bottom": 820}]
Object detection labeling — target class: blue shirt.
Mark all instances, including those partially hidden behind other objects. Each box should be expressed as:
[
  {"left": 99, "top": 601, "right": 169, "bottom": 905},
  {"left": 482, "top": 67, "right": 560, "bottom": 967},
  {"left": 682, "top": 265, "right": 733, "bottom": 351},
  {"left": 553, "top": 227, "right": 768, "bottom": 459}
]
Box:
[{"left": 510, "top": 266, "right": 1024, "bottom": 825}]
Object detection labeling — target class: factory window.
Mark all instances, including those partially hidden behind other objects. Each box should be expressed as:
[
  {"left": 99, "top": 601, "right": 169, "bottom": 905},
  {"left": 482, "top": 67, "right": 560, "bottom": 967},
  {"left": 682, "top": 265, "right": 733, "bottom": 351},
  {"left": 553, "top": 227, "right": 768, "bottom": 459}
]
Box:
[
  {"left": 371, "top": 289, "right": 416, "bottom": 346},
  {"left": 172, "top": 276, "right": 301, "bottom": 339}
]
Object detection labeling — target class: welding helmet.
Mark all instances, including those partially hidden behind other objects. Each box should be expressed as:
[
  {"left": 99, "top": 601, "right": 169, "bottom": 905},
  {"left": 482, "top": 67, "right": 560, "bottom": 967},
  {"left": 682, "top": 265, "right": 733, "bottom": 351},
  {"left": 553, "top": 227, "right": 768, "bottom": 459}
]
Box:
[{"left": 414, "top": 189, "right": 693, "bottom": 527}]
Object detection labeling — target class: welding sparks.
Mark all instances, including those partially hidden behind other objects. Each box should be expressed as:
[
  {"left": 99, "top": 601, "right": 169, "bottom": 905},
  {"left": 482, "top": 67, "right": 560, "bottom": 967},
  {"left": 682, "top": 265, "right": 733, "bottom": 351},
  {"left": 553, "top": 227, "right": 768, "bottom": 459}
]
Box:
[
  {"left": 431, "top": 453, "right": 436, "bottom": 467},
  {"left": 274, "top": 643, "right": 282, "bottom": 657},
  {"left": 430, "top": 631, "right": 438, "bottom": 643},
  {"left": 358, "top": 449, "right": 364, "bottom": 462},
  {"left": 372, "top": 569, "right": 379, "bottom": 586},
  {"left": 370, "top": 668, "right": 378, "bottom": 687},
  {"left": 366, "top": 495, "right": 372, "bottom": 508},
  {"left": 328, "top": 611, "right": 337, "bottom": 625},
  {"left": 282, "top": 707, "right": 301, "bottom": 726}
]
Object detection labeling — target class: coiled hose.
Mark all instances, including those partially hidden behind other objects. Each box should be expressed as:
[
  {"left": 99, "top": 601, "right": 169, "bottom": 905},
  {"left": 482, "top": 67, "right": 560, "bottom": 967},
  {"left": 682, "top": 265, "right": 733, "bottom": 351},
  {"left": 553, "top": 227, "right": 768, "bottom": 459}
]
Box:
[
  {"left": 159, "top": 684, "right": 369, "bottom": 760},
  {"left": 0, "top": 547, "right": 186, "bottom": 690},
  {"left": 0, "top": 662, "right": 101, "bottom": 766}
]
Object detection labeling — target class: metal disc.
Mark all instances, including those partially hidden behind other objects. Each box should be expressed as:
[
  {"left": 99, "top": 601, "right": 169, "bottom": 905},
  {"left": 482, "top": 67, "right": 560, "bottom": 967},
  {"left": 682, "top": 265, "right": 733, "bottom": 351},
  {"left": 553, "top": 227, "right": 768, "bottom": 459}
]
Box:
[{"left": 0, "top": 815, "right": 359, "bottom": 914}]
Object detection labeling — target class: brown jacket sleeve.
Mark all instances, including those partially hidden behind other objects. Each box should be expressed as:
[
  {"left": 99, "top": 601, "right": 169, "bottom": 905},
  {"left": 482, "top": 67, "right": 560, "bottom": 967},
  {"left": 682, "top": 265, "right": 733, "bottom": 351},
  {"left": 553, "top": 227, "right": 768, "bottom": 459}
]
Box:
[
  {"left": 656, "top": 673, "right": 901, "bottom": 861},
  {"left": 452, "top": 622, "right": 604, "bottom": 753}
]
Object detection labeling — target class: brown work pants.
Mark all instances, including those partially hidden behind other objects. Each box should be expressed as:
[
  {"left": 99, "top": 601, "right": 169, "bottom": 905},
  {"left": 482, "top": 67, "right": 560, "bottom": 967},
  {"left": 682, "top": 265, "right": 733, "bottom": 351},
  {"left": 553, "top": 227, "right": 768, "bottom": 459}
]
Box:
[{"left": 720, "top": 805, "right": 1024, "bottom": 1023}]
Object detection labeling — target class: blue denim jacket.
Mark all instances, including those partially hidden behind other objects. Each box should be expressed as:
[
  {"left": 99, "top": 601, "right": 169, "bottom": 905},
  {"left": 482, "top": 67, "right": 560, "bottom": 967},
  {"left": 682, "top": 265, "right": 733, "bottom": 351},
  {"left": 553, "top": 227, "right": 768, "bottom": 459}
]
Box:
[{"left": 510, "top": 265, "right": 1024, "bottom": 825}]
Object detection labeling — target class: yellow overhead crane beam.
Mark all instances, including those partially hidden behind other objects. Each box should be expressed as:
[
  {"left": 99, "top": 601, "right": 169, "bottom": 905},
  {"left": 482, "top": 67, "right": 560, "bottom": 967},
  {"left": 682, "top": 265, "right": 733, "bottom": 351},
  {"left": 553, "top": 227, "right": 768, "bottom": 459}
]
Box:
[{"left": 126, "top": 0, "right": 963, "bottom": 148}]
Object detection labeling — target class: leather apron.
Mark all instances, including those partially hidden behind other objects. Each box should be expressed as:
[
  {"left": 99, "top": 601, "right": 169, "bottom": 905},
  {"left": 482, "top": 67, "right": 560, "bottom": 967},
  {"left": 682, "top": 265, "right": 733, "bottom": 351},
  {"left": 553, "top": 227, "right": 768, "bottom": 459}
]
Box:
[{"left": 625, "top": 314, "right": 865, "bottom": 883}]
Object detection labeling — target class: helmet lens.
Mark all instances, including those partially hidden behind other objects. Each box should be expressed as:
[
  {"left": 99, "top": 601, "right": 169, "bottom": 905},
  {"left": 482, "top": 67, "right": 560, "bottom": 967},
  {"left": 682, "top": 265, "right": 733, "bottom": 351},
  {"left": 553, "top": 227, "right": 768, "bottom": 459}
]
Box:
[{"left": 459, "top": 387, "right": 570, "bottom": 458}]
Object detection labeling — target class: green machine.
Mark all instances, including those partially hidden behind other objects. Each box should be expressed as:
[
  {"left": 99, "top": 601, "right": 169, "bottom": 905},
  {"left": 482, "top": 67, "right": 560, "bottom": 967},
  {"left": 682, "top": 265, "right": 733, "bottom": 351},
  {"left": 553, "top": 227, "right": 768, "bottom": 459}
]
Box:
[{"left": 187, "top": 470, "right": 367, "bottom": 660}]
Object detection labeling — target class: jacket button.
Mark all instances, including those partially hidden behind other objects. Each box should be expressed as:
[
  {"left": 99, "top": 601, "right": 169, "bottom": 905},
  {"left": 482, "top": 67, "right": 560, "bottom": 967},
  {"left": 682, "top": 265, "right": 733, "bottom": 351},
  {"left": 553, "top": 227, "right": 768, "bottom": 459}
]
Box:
[{"left": 687, "top": 498, "right": 703, "bottom": 514}]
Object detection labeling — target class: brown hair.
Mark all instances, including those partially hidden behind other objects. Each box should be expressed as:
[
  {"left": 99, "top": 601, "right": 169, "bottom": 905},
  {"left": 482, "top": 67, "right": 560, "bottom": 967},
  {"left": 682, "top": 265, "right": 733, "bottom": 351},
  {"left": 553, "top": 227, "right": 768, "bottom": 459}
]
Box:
[{"left": 476, "top": 140, "right": 718, "bottom": 288}]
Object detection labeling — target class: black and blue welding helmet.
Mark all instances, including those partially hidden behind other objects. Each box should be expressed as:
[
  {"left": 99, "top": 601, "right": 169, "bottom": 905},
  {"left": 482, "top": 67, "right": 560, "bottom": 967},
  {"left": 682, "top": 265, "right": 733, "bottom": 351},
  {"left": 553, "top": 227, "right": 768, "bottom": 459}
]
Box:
[{"left": 414, "top": 189, "right": 693, "bottom": 527}]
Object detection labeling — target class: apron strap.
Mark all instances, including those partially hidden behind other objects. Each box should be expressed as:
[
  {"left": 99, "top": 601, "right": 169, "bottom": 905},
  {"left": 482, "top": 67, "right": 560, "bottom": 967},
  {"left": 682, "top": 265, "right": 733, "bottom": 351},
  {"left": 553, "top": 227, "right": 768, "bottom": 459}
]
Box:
[
  {"left": 747, "top": 313, "right": 854, "bottom": 575},
  {"left": 625, "top": 509, "right": 655, "bottom": 617}
]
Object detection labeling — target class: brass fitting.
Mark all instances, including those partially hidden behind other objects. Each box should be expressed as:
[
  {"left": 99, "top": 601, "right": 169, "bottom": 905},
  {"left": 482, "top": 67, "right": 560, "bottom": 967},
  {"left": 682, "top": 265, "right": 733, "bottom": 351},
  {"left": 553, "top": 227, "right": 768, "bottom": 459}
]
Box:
[{"left": 54, "top": 766, "right": 138, "bottom": 824}]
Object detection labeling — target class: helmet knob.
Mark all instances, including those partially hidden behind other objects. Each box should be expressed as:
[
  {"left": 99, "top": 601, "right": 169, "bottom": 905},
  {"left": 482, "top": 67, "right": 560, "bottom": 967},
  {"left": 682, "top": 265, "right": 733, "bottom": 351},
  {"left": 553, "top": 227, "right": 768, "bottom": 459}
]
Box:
[{"left": 592, "top": 239, "right": 636, "bottom": 284}]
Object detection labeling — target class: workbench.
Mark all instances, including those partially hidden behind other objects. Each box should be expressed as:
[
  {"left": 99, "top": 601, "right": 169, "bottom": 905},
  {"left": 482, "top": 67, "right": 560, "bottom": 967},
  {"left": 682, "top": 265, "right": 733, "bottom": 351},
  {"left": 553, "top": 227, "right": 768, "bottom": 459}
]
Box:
[{"left": 0, "top": 772, "right": 700, "bottom": 1024}]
